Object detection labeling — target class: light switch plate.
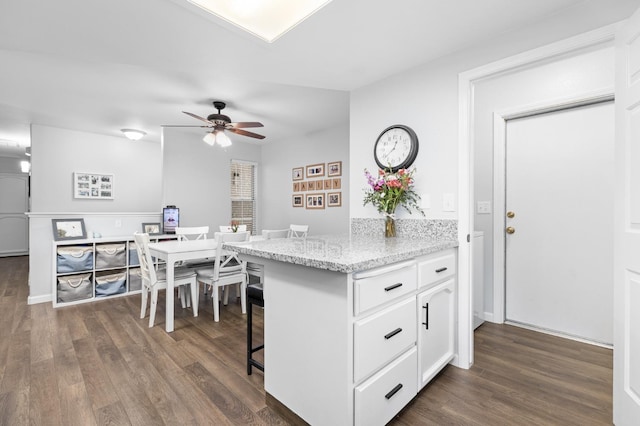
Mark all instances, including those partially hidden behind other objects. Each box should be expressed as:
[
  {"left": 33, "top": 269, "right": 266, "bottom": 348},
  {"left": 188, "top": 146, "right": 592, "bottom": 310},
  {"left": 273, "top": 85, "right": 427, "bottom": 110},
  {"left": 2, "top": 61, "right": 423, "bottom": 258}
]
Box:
[
  {"left": 443, "top": 193, "right": 455, "bottom": 212},
  {"left": 477, "top": 201, "right": 491, "bottom": 214}
]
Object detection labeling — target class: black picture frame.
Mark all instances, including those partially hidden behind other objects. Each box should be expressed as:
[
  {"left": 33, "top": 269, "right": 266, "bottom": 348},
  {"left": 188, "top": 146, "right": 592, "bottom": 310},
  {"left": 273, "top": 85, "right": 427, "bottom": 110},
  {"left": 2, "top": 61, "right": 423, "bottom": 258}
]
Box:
[{"left": 52, "top": 218, "right": 87, "bottom": 241}]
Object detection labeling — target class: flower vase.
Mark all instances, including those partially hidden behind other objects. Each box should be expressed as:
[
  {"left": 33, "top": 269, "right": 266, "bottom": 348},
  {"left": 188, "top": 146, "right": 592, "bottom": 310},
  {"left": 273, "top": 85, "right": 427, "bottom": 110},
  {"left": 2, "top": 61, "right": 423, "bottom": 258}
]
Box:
[{"left": 384, "top": 216, "right": 396, "bottom": 238}]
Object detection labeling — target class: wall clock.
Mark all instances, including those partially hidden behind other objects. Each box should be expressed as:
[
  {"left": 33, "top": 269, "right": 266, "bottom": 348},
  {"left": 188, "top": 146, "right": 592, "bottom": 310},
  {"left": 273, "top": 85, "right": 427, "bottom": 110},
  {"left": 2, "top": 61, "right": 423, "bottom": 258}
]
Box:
[{"left": 373, "top": 124, "right": 419, "bottom": 172}]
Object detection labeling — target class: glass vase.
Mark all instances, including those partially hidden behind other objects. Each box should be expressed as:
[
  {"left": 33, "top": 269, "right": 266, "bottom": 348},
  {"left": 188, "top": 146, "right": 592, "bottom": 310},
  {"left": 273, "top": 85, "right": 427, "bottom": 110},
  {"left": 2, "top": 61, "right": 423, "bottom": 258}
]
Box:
[{"left": 384, "top": 216, "right": 396, "bottom": 238}]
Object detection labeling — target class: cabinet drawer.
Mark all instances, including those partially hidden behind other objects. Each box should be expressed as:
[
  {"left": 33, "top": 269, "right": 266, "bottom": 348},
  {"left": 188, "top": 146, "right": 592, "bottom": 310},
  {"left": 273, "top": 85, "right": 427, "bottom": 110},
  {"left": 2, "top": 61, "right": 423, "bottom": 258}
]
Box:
[
  {"left": 354, "top": 297, "right": 416, "bottom": 382},
  {"left": 355, "top": 347, "right": 418, "bottom": 426},
  {"left": 354, "top": 261, "right": 417, "bottom": 315},
  {"left": 418, "top": 250, "right": 455, "bottom": 289}
]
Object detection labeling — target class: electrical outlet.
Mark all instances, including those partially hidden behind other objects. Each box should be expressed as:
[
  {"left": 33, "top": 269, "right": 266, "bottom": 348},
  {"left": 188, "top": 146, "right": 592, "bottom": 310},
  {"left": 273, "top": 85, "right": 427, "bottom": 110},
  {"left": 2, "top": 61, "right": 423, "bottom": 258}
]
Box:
[
  {"left": 443, "top": 193, "right": 455, "bottom": 212},
  {"left": 115, "top": 220, "right": 122, "bottom": 228}
]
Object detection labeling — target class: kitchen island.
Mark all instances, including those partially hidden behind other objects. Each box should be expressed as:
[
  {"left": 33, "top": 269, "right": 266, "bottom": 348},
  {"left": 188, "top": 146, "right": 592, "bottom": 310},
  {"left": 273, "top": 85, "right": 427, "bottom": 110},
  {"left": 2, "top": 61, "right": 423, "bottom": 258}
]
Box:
[{"left": 225, "top": 234, "right": 458, "bottom": 426}]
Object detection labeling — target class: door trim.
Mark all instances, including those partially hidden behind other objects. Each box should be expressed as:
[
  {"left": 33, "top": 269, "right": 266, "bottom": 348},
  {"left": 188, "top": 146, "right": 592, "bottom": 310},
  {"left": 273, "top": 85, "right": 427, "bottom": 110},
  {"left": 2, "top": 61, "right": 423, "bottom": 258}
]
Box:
[
  {"left": 492, "top": 90, "right": 614, "bottom": 324},
  {"left": 458, "top": 23, "right": 617, "bottom": 367}
]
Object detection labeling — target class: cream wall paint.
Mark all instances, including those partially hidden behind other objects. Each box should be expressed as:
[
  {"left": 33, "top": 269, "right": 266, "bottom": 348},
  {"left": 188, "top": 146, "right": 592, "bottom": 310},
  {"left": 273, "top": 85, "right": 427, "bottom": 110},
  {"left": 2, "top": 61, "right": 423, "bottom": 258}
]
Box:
[
  {"left": 473, "top": 44, "right": 615, "bottom": 317},
  {"left": 261, "top": 124, "right": 350, "bottom": 235}
]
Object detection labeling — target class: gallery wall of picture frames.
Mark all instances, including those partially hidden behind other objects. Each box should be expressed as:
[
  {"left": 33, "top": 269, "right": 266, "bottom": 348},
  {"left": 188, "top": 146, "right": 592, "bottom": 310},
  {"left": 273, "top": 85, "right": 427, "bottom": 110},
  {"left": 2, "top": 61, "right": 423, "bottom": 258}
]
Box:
[{"left": 292, "top": 161, "right": 342, "bottom": 209}]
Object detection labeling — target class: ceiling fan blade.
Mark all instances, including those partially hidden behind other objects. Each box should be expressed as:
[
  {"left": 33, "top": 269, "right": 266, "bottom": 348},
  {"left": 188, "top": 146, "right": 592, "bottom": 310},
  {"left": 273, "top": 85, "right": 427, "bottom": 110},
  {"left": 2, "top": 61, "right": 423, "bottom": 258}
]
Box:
[
  {"left": 228, "top": 121, "right": 263, "bottom": 128},
  {"left": 227, "top": 128, "right": 266, "bottom": 139},
  {"left": 182, "top": 111, "right": 213, "bottom": 124},
  {"left": 161, "top": 124, "right": 213, "bottom": 128}
]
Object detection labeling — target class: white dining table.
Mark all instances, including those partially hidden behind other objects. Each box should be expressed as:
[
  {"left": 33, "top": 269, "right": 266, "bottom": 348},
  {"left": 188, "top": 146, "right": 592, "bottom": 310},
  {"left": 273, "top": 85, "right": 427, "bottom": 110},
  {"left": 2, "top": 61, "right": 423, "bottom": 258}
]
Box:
[{"left": 147, "top": 238, "right": 219, "bottom": 332}]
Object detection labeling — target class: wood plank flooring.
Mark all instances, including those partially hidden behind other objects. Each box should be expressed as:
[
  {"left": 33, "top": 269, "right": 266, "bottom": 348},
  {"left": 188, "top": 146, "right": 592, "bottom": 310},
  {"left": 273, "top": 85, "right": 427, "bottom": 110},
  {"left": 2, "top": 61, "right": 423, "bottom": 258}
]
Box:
[{"left": 0, "top": 256, "right": 612, "bottom": 425}]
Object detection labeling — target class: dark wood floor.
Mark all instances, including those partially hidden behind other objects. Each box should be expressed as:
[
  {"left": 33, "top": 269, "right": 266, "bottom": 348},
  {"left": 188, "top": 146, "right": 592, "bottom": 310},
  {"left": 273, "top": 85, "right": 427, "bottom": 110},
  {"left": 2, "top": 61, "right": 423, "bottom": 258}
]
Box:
[{"left": 0, "top": 256, "right": 612, "bottom": 425}]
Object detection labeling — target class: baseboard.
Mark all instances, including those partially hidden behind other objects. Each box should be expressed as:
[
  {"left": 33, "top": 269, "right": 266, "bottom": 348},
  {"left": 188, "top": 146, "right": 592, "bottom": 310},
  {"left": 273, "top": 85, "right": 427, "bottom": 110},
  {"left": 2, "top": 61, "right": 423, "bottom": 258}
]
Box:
[
  {"left": 28, "top": 294, "right": 52, "bottom": 305},
  {"left": 482, "top": 311, "right": 495, "bottom": 323},
  {"left": 504, "top": 320, "right": 613, "bottom": 349}
]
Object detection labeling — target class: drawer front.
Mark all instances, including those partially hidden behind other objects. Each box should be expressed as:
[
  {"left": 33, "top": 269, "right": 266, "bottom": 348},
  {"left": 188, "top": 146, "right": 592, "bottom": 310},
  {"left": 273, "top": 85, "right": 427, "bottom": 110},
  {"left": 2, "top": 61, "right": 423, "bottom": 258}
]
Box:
[
  {"left": 354, "top": 261, "right": 417, "bottom": 315},
  {"left": 418, "top": 250, "right": 456, "bottom": 289},
  {"left": 354, "top": 297, "right": 416, "bottom": 382},
  {"left": 355, "top": 347, "right": 418, "bottom": 426}
]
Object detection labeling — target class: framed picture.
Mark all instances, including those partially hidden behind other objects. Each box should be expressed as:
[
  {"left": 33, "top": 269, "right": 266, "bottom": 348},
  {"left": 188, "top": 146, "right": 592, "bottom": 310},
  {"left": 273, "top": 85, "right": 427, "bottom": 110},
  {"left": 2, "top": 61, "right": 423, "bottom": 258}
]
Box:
[
  {"left": 293, "top": 182, "right": 300, "bottom": 192},
  {"left": 327, "top": 161, "right": 342, "bottom": 177},
  {"left": 324, "top": 179, "right": 332, "bottom": 190},
  {"left": 74, "top": 172, "right": 114, "bottom": 199},
  {"left": 332, "top": 178, "right": 341, "bottom": 189},
  {"left": 292, "top": 194, "right": 304, "bottom": 207},
  {"left": 142, "top": 222, "right": 161, "bottom": 235},
  {"left": 327, "top": 192, "right": 342, "bottom": 207},
  {"left": 308, "top": 180, "right": 316, "bottom": 190},
  {"left": 306, "top": 192, "right": 325, "bottom": 209},
  {"left": 52, "top": 218, "right": 87, "bottom": 241},
  {"left": 301, "top": 181, "right": 308, "bottom": 191},
  {"left": 306, "top": 163, "right": 325, "bottom": 178},
  {"left": 292, "top": 167, "right": 304, "bottom": 181}
]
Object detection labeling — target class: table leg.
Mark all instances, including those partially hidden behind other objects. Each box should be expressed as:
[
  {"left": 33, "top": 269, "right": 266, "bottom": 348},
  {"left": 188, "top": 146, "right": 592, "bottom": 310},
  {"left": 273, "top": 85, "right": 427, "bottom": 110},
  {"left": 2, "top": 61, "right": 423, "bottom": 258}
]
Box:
[{"left": 166, "top": 257, "right": 175, "bottom": 332}]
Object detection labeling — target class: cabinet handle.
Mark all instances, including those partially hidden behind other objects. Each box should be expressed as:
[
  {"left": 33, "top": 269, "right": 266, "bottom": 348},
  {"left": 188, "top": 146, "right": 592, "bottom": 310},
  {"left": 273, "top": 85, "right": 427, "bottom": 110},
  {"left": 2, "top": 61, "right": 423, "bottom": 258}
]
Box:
[
  {"left": 384, "top": 282, "right": 402, "bottom": 292},
  {"left": 385, "top": 383, "right": 403, "bottom": 399},
  {"left": 384, "top": 328, "right": 403, "bottom": 340},
  {"left": 422, "top": 303, "right": 429, "bottom": 329},
  {"left": 435, "top": 267, "right": 447, "bottom": 273}
]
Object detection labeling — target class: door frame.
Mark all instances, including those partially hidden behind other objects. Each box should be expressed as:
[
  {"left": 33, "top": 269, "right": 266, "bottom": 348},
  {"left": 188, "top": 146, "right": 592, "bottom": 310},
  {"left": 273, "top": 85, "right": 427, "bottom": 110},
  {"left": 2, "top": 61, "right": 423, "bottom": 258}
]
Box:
[
  {"left": 492, "top": 91, "right": 614, "bottom": 324},
  {"left": 458, "top": 24, "right": 617, "bottom": 366}
]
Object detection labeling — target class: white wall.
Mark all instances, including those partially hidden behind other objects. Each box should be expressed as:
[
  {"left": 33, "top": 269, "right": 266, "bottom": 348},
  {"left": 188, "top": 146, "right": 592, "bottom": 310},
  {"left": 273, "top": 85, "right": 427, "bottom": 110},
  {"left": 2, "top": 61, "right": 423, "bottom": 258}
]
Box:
[
  {"left": 31, "top": 125, "right": 161, "bottom": 212},
  {"left": 261, "top": 124, "right": 350, "bottom": 235},
  {"left": 0, "top": 156, "right": 26, "bottom": 174},
  {"left": 473, "top": 44, "right": 615, "bottom": 318},
  {"left": 162, "top": 127, "right": 262, "bottom": 234}
]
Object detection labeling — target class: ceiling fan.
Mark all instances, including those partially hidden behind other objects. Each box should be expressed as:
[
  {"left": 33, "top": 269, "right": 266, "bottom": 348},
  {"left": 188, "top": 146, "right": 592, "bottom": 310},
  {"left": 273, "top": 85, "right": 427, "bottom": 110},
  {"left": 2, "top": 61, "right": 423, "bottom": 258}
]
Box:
[{"left": 164, "top": 101, "right": 265, "bottom": 147}]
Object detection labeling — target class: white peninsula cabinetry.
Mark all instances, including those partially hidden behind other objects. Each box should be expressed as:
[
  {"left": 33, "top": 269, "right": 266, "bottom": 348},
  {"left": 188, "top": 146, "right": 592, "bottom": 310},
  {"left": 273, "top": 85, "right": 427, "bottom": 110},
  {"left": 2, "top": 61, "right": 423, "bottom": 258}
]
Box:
[{"left": 227, "top": 236, "right": 457, "bottom": 426}]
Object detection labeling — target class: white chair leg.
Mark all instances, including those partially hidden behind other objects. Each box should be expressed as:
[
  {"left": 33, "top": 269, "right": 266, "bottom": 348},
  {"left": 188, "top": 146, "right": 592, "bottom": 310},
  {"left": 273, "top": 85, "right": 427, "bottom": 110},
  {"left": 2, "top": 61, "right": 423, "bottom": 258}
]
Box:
[
  {"left": 222, "top": 286, "right": 230, "bottom": 306},
  {"left": 190, "top": 279, "right": 198, "bottom": 317},
  {"left": 179, "top": 286, "right": 187, "bottom": 309},
  {"left": 240, "top": 280, "right": 247, "bottom": 315},
  {"left": 149, "top": 288, "right": 159, "bottom": 328},
  {"left": 140, "top": 288, "right": 148, "bottom": 319},
  {"left": 213, "top": 285, "right": 220, "bottom": 322},
  {"left": 235, "top": 283, "right": 241, "bottom": 299}
]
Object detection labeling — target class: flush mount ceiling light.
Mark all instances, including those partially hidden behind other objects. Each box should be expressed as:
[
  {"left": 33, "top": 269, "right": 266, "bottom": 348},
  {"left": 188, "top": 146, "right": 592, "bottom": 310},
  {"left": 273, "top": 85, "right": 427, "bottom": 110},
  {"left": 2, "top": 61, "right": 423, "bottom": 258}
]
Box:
[
  {"left": 185, "top": 0, "right": 333, "bottom": 43},
  {"left": 121, "top": 129, "right": 147, "bottom": 141}
]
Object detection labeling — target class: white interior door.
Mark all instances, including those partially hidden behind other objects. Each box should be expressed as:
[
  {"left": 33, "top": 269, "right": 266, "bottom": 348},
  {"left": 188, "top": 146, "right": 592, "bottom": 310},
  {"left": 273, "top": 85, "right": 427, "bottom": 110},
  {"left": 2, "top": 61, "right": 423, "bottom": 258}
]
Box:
[
  {"left": 613, "top": 6, "right": 640, "bottom": 423},
  {"left": 0, "top": 173, "right": 29, "bottom": 256},
  {"left": 505, "top": 102, "right": 614, "bottom": 345}
]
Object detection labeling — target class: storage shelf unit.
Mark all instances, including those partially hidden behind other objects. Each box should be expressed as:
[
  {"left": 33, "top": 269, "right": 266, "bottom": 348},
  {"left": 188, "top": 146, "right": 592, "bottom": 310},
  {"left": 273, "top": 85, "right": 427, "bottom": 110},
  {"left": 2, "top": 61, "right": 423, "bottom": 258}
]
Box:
[{"left": 52, "top": 234, "right": 177, "bottom": 308}]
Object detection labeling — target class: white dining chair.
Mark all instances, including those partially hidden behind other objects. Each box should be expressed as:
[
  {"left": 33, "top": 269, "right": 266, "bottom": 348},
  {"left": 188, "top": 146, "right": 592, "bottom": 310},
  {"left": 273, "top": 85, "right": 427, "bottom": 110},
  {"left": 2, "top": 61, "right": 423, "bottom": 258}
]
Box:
[
  {"left": 133, "top": 232, "right": 199, "bottom": 328},
  {"left": 195, "top": 231, "right": 250, "bottom": 322},
  {"left": 288, "top": 224, "right": 309, "bottom": 238},
  {"left": 175, "top": 226, "right": 210, "bottom": 302}
]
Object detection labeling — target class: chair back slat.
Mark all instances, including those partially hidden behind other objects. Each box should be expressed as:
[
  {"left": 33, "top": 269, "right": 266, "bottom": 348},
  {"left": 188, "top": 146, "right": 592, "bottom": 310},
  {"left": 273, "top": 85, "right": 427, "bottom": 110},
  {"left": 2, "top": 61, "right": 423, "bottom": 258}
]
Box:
[
  {"left": 288, "top": 224, "right": 309, "bottom": 238},
  {"left": 176, "top": 226, "right": 209, "bottom": 241},
  {"left": 213, "top": 231, "right": 249, "bottom": 281},
  {"left": 133, "top": 232, "right": 158, "bottom": 288}
]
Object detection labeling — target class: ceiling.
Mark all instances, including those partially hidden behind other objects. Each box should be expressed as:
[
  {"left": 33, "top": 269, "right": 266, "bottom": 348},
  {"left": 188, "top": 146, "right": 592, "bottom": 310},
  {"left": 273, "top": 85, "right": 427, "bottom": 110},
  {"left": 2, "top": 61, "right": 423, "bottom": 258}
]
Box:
[{"left": 1, "top": 0, "right": 639, "bottom": 159}]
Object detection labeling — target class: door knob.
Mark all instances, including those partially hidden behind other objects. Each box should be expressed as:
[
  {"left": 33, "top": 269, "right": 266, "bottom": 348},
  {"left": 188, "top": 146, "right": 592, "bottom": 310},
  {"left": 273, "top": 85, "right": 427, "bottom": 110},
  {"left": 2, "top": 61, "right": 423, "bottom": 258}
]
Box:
[
  {"left": 506, "top": 211, "right": 515, "bottom": 218},
  {"left": 506, "top": 226, "right": 515, "bottom": 234}
]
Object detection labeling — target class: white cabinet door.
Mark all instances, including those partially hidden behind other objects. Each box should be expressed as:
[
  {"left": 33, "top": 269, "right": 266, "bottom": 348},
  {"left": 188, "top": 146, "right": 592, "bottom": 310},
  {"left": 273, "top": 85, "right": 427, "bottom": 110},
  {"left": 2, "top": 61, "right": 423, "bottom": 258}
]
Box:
[{"left": 417, "top": 279, "right": 455, "bottom": 390}]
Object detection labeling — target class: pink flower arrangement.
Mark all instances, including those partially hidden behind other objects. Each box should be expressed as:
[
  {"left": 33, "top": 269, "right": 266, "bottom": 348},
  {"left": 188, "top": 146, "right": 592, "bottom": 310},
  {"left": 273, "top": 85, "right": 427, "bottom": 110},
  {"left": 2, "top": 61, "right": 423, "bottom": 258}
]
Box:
[
  {"left": 363, "top": 168, "right": 424, "bottom": 218},
  {"left": 230, "top": 220, "right": 239, "bottom": 232}
]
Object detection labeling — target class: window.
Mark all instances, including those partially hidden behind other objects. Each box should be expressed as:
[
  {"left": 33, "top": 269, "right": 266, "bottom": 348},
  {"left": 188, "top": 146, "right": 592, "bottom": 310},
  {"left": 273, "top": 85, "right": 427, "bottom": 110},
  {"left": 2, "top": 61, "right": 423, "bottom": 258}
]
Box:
[{"left": 230, "top": 160, "right": 257, "bottom": 234}]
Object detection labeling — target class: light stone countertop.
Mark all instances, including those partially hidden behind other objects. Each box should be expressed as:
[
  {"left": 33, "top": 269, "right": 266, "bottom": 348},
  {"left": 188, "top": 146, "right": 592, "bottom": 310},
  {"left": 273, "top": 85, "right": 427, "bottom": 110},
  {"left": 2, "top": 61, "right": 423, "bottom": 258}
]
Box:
[{"left": 224, "top": 234, "right": 458, "bottom": 274}]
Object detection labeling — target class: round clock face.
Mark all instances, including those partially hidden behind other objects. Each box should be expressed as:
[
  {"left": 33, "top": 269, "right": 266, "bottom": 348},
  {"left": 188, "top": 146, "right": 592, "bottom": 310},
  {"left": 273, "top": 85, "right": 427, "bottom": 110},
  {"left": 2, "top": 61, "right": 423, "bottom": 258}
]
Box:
[{"left": 374, "top": 125, "right": 419, "bottom": 172}]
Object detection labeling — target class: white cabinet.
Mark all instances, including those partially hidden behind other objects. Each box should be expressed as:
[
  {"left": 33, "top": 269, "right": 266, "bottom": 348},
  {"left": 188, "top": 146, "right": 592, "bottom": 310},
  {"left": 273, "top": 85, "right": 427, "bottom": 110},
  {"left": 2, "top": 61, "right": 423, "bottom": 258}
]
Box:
[
  {"left": 417, "top": 279, "right": 455, "bottom": 389},
  {"left": 53, "top": 234, "right": 176, "bottom": 307}
]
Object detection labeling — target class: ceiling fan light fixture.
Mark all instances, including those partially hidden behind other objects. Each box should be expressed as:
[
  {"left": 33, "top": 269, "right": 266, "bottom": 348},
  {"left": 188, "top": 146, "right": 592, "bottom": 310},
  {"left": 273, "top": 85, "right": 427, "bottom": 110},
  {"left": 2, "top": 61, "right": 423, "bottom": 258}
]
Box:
[
  {"left": 121, "top": 129, "right": 147, "bottom": 141},
  {"left": 185, "top": 0, "right": 333, "bottom": 43},
  {"left": 203, "top": 131, "right": 217, "bottom": 146},
  {"left": 215, "top": 130, "right": 232, "bottom": 147}
]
